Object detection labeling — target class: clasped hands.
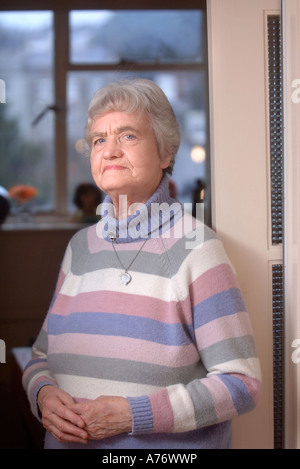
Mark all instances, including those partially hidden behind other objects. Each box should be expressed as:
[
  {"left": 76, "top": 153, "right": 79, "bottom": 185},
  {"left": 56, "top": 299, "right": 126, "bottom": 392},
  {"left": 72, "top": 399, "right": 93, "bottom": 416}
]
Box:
[{"left": 37, "top": 386, "right": 132, "bottom": 444}]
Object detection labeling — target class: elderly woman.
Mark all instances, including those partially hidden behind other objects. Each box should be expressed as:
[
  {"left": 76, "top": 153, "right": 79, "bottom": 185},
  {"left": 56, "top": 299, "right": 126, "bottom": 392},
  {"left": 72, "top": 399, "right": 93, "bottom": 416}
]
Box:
[{"left": 23, "top": 78, "right": 261, "bottom": 449}]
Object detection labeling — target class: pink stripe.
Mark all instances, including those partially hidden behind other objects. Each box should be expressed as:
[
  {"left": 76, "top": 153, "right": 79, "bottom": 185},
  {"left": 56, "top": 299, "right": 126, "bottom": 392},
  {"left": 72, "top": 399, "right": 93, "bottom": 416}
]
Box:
[
  {"left": 23, "top": 359, "right": 49, "bottom": 381},
  {"left": 48, "top": 334, "right": 200, "bottom": 368},
  {"left": 231, "top": 373, "right": 262, "bottom": 403},
  {"left": 202, "top": 375, "right": 238, "bottom": 421},
  {"left": 22, "top": 365, "right": 33, "bottom": 382},
  {"left": 56, "top": 269, "right": 66, "bottom": 293},
  {"left": 87, "top": 217, "right": 198, "bottom": 254},
  {"left": 195, "top": 312, "right": 253, "bottom": 350},
  {"left": 190, "top": 263, "right": 239, "bottom": 306},
  {"left": 150, "top": 388, "right": 175, "bottom": 432},
  {"left": 51, "top": 291, "right": 192, "bottom": 324}
]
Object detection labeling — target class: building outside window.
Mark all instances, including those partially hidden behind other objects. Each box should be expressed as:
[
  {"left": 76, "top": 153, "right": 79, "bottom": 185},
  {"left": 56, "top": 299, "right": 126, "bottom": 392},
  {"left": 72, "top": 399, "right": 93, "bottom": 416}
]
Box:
[{"left": 0, "top": 6, "right": 209, "bottom": 221}]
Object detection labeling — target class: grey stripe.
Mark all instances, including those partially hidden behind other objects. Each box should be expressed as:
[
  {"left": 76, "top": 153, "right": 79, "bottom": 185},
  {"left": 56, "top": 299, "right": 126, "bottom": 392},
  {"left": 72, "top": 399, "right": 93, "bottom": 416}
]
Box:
[
  {"left": 69, "top": 225, "right": 218, "bottom": 278},
  {"left": 33, "top": 328, "right": 48, "bottom": 354},
  {"left": 22, "top": 329, "right": 50, "bottom": 388},
  {"left": 23, "top": 362, "right": 53, "bottom": 389},
  {"left": 71, "top": 244, "right": 174, "bottom": 277},
  {"left": 200, "top": 335, "right": 257, "bottom": 370},
  {"left": 24, "top": 329, "right": 48, "bottom": 387},
  {"left": 187, "top": 379, "right": 218, "bottom": 427},
  {"left": 48, "top": 354, "right": 208, "bottom": 386}
]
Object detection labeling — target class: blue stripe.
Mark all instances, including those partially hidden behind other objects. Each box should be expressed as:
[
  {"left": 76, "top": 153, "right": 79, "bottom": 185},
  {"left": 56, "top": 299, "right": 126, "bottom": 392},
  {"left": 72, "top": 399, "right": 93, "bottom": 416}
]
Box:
[
  {"left": 48, "top": 312, "right": 194, "bottom": 346},
  {"left": 128, "top": 395, "right": 153, "bottom": 434},
  {"left": 23, "top": 357, "right": 47, "bottom": 372},
  {"left": 218, "top": 374, "right": 255, "bottom": 415},
  {"left": 194, "top": 288, "right": 246, "bottom": 328}
]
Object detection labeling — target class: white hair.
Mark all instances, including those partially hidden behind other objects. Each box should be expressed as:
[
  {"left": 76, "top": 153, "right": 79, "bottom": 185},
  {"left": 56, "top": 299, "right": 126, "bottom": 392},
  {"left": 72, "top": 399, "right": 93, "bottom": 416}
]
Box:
[{"left": 84, "top": 78, "right": 180, "bottom": 175}]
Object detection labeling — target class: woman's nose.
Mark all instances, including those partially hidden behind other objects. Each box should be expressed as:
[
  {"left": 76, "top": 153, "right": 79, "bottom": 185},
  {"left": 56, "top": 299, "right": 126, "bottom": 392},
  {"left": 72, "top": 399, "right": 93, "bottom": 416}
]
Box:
[{"left": 103, "top": 140, "right": 124, "bottom": 159}]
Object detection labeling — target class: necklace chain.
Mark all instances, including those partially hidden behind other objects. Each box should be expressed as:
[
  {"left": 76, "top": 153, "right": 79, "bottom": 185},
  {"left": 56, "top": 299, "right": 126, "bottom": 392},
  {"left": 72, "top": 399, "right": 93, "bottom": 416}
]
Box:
[{"left": 109, "top": 232, "right": 148, "bottom": 285}]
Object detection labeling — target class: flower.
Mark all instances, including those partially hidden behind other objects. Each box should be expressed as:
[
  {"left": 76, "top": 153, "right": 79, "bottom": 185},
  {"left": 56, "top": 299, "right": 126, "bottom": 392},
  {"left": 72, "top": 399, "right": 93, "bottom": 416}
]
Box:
[{"left": 9, "top": 185, "right": 38, "bottom": 204}]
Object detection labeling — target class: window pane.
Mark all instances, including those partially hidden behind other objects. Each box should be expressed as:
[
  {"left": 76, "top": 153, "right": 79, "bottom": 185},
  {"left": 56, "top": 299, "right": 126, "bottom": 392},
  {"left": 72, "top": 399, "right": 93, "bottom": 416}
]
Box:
[
  {"left": 0, "top": 11, "right": 54, "bottom": 210},
  {"left": 67, "top": 71, "right": 207, "bottom": 209},
  {"left": 70, "top": 10, "right": 203, "bottom": 64}
]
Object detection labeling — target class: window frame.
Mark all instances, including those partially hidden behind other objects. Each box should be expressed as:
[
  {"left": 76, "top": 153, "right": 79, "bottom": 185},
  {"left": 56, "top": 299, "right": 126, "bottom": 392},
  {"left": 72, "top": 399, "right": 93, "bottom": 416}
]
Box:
[{"left": 1, "top": 1, "right": 208, "bottom": 218}]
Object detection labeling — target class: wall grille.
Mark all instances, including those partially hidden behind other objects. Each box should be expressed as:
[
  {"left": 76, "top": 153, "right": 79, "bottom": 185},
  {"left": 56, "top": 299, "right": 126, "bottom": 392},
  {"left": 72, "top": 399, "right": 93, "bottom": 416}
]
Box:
[
  {"left": 267, "top": 15, "right": 283, "bottom": 245},
  {"left": 272, "top": 264, "right": 284, "bottom": 449},
  {"left": 267, "top": 14, "right": 284, "bottom": 450}
]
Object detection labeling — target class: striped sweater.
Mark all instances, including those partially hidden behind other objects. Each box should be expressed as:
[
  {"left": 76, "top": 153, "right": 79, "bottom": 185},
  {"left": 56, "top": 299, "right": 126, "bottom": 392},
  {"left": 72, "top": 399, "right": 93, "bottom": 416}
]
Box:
[{"left": 23, "top": 176, "right": 261, "bottom": 449}]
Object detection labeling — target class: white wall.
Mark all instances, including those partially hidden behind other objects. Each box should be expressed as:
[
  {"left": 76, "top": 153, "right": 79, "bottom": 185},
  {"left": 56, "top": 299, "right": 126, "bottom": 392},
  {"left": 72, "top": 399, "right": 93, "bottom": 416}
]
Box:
[{"left": 207, "top": 0, "right": 282, "bottom": 448}]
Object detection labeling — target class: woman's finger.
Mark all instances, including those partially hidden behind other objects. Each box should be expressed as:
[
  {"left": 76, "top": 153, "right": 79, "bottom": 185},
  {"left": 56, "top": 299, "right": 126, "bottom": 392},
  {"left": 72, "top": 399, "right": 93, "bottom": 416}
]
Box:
[
  {"left": 54, "top": 401, "right": 87, "bottom": 429},
  {"left": 39, "top": 386, "right": 86, "bottom": 429},
  {"left": 47, "top": 424, "right": 88, "bottom": 444},
  {"left": 43, "top": 413, "right": 88, "bottom": 444}
]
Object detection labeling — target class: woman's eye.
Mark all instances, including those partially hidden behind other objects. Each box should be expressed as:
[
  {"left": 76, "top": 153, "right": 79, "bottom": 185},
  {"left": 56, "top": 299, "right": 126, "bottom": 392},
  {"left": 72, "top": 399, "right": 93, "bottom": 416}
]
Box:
[
  {"left": 124, "top": 134, "right": 135, "bottom": 141},
  {"left": 94, "top": 138, "right": 105, "bottom": 146}
]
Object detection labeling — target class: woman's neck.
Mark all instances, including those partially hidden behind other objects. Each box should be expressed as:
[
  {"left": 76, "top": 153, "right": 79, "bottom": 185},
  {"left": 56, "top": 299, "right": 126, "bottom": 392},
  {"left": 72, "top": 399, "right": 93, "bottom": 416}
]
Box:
[
  {"left": 108, "top": 182, "right": 163, "bottom": 220},
  {"left": 99, "top": 175, "right": 183, "bottom": 243}
]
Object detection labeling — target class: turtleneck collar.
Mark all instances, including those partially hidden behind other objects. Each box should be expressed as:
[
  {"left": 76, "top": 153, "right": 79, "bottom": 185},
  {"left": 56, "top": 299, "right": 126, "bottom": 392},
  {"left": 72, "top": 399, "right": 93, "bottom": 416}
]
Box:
[{"left": 96, "top": 175, "right": 183, "bottom": 243}]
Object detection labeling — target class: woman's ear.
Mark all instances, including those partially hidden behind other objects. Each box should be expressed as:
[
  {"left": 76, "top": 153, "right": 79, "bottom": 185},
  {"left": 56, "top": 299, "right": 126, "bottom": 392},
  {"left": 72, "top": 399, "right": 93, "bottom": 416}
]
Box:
[{"left": 160, "top": 153, "right": 172, "bottom": 171}]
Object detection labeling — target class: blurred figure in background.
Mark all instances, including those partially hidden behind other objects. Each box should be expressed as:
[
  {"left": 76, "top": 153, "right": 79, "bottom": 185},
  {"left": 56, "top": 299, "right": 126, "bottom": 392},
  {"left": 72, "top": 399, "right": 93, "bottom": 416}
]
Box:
[{"left": 71, "top": 183, "right": 103, "bottom": 224}]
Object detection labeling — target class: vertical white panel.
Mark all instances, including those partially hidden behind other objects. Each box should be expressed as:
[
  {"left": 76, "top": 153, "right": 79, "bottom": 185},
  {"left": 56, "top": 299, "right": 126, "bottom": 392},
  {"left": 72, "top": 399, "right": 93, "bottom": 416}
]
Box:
[
  {"left": 207, "top": 0, "right": 281, "bottom": 448},
  {"left": 282, "top": 0, "right": 300, "bottom": 450}
]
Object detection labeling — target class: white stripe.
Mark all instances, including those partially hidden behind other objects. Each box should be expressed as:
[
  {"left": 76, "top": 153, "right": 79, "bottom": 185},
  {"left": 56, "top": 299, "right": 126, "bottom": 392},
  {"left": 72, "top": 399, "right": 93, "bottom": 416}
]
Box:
[
  {"left": 167, "top": 384, "right": 197, "bottom": 432},
  {"left": 61, "top": 243, "right": 72, "bottom": 275},
  {"left": 60, "top": 268, "right": 176, "bottom": 300},
  {"left": 171, "top": 238, "right": 234, "bottom": 299},
  {"left": 27, "top": 370, "right": 56, "bottom": 395},
  {"left": 178, "top": 238, "right": 234, "bottom": 282},
  {"left": 207, "top": 357, "right": 262, "bottom": 381},
  {"left": 56, "top": 374, "right": 162, "bottom": 400},
  {"left": 60, "top": 239, "right": 232, "bottom": 301}
]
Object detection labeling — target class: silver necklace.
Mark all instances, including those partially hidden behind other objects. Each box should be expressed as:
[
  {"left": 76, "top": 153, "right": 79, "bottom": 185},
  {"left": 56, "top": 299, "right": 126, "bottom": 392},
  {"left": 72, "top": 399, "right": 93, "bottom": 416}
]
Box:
[{"left": 109, "top": 232, "right": 148, "bottom": 285}]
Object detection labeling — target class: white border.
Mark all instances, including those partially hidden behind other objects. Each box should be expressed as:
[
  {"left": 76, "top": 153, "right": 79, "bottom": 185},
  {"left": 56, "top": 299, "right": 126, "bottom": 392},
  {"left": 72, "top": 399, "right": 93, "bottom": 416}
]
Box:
[{"left": 282, "top": 0, "right": 300, "bottom": 450}]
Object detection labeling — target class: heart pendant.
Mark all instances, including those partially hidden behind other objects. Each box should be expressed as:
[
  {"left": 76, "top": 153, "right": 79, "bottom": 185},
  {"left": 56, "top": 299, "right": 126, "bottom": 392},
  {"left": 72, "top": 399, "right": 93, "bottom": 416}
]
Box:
[{"left": 120, "top": 272, "right": 131, "bottom": 285}]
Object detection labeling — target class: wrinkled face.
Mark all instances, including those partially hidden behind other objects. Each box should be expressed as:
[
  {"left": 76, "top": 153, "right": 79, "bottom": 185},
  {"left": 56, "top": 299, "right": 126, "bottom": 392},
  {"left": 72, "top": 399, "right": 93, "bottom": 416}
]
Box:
[{"left": 90, "top": 111, "right": 170, "bottom": 205}]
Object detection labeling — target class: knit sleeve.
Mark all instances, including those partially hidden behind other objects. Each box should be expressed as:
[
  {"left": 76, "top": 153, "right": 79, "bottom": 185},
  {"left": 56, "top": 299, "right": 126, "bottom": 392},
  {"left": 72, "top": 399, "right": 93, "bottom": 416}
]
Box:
[
  {"left": 127, "top": 234, "right": 262, "bottom": 435},
  {"left": 22, "top": 242, "right": 73, "bottom": 420}
]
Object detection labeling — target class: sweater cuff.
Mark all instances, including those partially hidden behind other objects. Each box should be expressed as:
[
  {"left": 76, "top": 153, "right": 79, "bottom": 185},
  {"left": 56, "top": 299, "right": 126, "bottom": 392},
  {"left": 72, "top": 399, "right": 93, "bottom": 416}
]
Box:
[
  {"left": 32, "top": 381, "right": 58, "bottom": 422},
  {"left": 127, "top": 395, "right": 153, "bottom": 434}
]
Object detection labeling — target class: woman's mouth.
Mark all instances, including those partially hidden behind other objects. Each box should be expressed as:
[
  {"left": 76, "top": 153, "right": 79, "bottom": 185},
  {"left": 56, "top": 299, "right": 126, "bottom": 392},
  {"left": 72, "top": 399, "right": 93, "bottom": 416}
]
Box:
[{"left": 103, "top": 165, "right": 127, "bottom": 172}]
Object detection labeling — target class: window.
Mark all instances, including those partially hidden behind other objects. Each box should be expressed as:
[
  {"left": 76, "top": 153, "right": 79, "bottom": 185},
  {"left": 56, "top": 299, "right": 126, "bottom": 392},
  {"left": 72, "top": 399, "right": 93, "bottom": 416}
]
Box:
[
  {"left": 69, "top": 10, "right": 203, "bottom": 64},
  {"left": 0, "top": 11, "right": 54, "bottom": 210},
  {"left": 0, "top": 5, "right": 209, "bottom": 222}
]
